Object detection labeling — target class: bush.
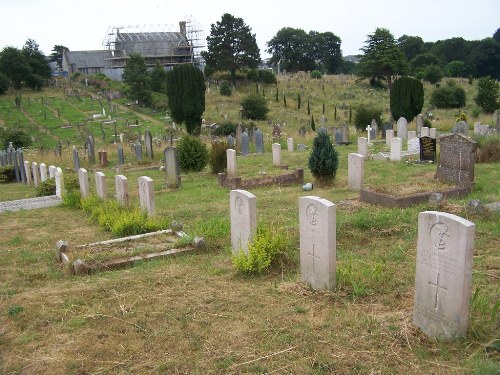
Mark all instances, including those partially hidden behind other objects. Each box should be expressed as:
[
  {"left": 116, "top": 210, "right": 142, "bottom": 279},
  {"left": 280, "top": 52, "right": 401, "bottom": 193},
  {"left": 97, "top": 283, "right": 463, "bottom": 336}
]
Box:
[
  {"left": 177, "top": 135, "right": 209, "bottom": 172},
  {"left": 219, "top": 80, "right": 232, "bottom": 96},
  {"left": 0, "top": 128, "right": 32, "bottom": 149},
  {"left": 308, "top": 132, "right": 339, "bottom": 185},
  {"left": 209, "top": 140, "right": 229, "bottom": 174},
  {"left": 430, "top": 81, "right": 466, "bottom": 109},
  {"left": 422, "top": 65, "right": 443, "bottom": 84},
  {"left": 34, "top": 178, "right": 56, "bottom": 197},
  {"left": 241, "top": 94, "right": 269, "bottom": 120},
  {"left": 0, "top": 166, "right": 16, "bottom": 183},
  {"left": 0, "top": 72, "right": 9, "bottom": 94},
  {"left": 247, "top": 69, "right": 277, "bottom": 84},
  {"left": 310, "top": 70, "right": 322, "bottom": 79},
  {"left": 474, "top": 135, "right": 500, "bottom": 163},
  {"left": 354, "top": 105, "right": 383, "bottom": 132},
  {"left": 213, "top": 122, "right": 236, "bottom": 137},
  {"left": 233, "top": 225, "right": 293, "bottom": 274},
  {"left": 474, "top": 76, "right": 499, "bottom": 114},
  {"left": 390, "top": 76, "right": 424, "bottom": 123}
]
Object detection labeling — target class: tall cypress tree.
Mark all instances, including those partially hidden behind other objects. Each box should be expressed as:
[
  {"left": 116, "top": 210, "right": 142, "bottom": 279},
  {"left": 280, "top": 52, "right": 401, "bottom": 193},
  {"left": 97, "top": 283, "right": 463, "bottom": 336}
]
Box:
[{"left": 390, "top": 76, "right": 424, "bottom": 122}]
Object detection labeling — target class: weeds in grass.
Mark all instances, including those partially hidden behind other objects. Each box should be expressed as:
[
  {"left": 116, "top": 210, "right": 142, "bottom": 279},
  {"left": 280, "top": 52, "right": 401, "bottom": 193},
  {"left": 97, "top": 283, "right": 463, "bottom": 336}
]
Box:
[{"left": 7, "top": 305, "right": 23, "bottom": 317}]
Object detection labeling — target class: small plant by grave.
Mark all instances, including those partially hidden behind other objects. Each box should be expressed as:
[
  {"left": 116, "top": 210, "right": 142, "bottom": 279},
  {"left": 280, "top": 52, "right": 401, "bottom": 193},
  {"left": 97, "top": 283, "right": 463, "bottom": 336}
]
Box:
[
  {"left": 209, "top": 140, "right": 229, "bottom": 174},
  {"left": 34, "top": 178, "right": 56, "bottom": 197},
  {"left": 219, "top": 80, "right": 232, "bottom": 96},
  {"left": 177, "top": 135, "right": 209, "bottom": 172},
  {"left": 308, "top": 131, "right": 339, "bottom": 185},
  {"left": 0, "top": 166, "right": 16, "bottom": 183}
]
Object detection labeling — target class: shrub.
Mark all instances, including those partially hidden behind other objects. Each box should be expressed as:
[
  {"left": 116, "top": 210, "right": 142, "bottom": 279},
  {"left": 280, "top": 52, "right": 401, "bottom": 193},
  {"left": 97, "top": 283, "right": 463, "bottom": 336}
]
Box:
[
  {"left": 354, "top": 105, "right": 383, "bottom": 132},
  {"left": 241, "top": 94, "right": 269, "bottom": 120},
  {"left": 247, "top": 69, "right": 277, "bottom": 84},
  {"left": 62, "top": 190, "right": 82, "bottom": 209},
  {"left": 430, "top": 81, "right": 466, "bottom": 109},
  {"left": 0, "top": 166, "right": 16, "bottom": 183},
  {"left": 219, "top": 80, "right": 232, "bottom": 96},
  {"left": 233, "top": 225, "right": 293, "bottom": 274},
  {"left": 310, "top": 70, "right": 322, "bottom": 79},
  {"left": 308, "top": 131, "right": 339, "bottom": 185},
  {"left": 390, "top": 76, "right": 424, "bottom": 123},
  {"left": 0, "top": 72, "right": 9, "bottom": 94},
  {"left": 209, "top": 140, "right": 229, "bottom": 174},
  {"left": 474, "top": 135, "right": 500, "bottom": 163},
  {"left": 422, "top": 65, "right": 443, "bottom": 84},
  {"left": 0, "top": 128, "right": 32, "bottom": 149},
  {"left": 34, "top": 178, "right": 56, "bottom": 197},
  {"left": 213, "top": 122, "right": 236, "bottom": 136},
  {"left": 474, "top": 76, "right": 499, "bottom": 114},
  {"left": 177, "top": 135, "right": 208, "bottom": 172}
]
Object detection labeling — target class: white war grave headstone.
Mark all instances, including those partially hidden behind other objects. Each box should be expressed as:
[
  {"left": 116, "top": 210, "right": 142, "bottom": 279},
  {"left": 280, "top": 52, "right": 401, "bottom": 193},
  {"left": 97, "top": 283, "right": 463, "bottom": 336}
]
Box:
[
  {"left": 391, "top": 137, "right": 402, "bottom": 162},
  {"left": 397, "top": 117, "right": 408, "bottom": 140},
  {"left": 138, "top": 176, "right": 155, "bottom": 216},
  {"left": 348, "top": 153, "right": 364, "bottom": 190},
  {"left": 115, "top": 175, "right": 129, "bottom": 206},
  {"left": 226, "top": 149, "right": 237, "bottom": 176},
  {"left": 413, "top": 211, "right": 475, "bottom": 340},
  {"left": 299, "top": 196, "right": 336, "bottom": 291},
  {"left": 78, "top": 168, "right": 89, "bottom": 197},
  {"left": 95, "top": 172, "right": 107, "bottom": 200},
  {"left": 39, "top": 163, "right": 47, "bottom": 182},
  {"left": 272, "top": 143, "right": 281, "bottom": 166},
  {"left": 357, "top": 137, "right": 368, "bottom": 158},
  {"left": 230, "top": 189, "right": 257, "bottom": 254},
  {"left": 386, "top": 129, "right": 394, "bottom": 146},
  {"left": 55, "top": 167, "right": 64, "bottom": 198},
  {"left": 287, "top": 137, "right": 294, "bottom": 152}
]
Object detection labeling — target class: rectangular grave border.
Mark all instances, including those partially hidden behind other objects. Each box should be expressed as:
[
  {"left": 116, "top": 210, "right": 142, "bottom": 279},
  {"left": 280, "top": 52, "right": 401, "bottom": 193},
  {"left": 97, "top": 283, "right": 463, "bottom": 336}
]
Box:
[
  {"left": 359, "top": 186, "right": 472, "bottom": 208},
  {"left": 55, "top": 229, "right": 194, "bottom": 275},
  {"left": 218, "top": 168, "right": 304, "bottom": 189}
]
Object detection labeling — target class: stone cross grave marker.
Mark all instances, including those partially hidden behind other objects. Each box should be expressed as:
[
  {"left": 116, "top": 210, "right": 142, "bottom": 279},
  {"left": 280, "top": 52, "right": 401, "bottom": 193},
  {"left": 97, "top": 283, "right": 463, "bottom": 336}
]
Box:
[
  {"left": 138, "top": 176, "right": 155, "bottom": 216},
  {"left": 78, "top": 168, "right": 90, "bottom": 197},
  {"left": 435, "top": 134, "right": 477, "bottom": 187},
  {"left": 391, "top": 137, "right": 402, "bottom": 162},
  {"left": 145, "top": 130, "right": 153, "bottom": 159},
  {"left": 39, "top": 163, "right": 47, "bottom": 182},
  {"left": 255, "top": 129, "right": 264, "bottom": 154},
  {"left": 226, "top": 149, "right": 237, "bottom": 176},
  {"left": 164, "top": 146, "right": 181, "bottom": 188},
  {"left": 413, "top": 211, "right": 475, "bottom": 340},
  {"left": 272, "top": 143, "right": 282, "bottom": 166},
  {"left": 299, "top": 196, "right": 336, "bottom": 291},
  {"left": 397, "top": 117, "right": 408, "bottom": 140},
  {"left": 419, "top": 137, "right": 436, "bottom": 163},
  {"left": 366, "top": 124, "right": 372, "bottom": 145},
  {"left": 95, "top": 172, "right": 107, "bottom": 200},
  {"left": 287, "top": 137, "right": 294, "bottom": 152},
  {"left": 348, "top": 153, "right": 364, "bottom": 190},
  {"left": 241, "top": 131, "right": 249, "bottom": 156},
  {"left": 115, "top": 175, "right": 129, "bottom": 206},
  {"left": 230, "top": 189, "right": 257, "bottom": 254},
  {"left": 357, "top": 137, "right": 368, "bottom": 158}
]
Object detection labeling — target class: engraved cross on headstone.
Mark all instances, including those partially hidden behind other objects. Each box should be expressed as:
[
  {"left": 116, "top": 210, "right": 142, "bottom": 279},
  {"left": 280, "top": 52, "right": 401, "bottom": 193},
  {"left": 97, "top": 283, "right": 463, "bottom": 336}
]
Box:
[
  {"left": 429, "top": 273, "right": 447, "bottom": 311},
  {"left": 308, "top": 243, "right": 320, "bottom": 280}
]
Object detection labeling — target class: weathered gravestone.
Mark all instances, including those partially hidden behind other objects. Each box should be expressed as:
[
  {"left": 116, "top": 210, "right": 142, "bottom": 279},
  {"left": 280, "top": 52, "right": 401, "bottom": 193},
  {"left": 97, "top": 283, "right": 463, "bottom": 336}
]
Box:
[
  {"left": 297, "top": 144, "right": 307, "bottom": 151},
  {"left": 397, "top": 117, "right": 408, "bottom": 140},
  {"left": 24, "top": 161, "right": 32, "bottom": 186},
  {"left": 416, "top": 114, "right": 424, "bottom": 135},
  {"left": 17, "top": 149, "right": 26, "bottom": 184},
  {"left": 382, "top": 122, "right": 393, "bottom": 140},
  {"left": 236, "top": 123, "right": 243, "bottom": 146},
  {"left": 348, "top": 153, "right": 364, "bottom": 190},
  {"left": 72, "top": 146, "right": 80, "bottom": 172},
  {"left": 452, "top": 121, "right": 469, "bottom": 136},
  {"left": 138, "top": 176, "right": 155, "bottom": 216},
  {"left": 341, "top": 123, "right": 349, "bottom": 143},
  {"left": 272, "top": 124, "right": 281, "bottom": 138},
  {"left": 115, "top": 175, "right": 129, "bottom": 206},
  {"left": 407, "top": 138, "right": 420, "bottom": 154},
  {"left": 135, "top": 142, "right": 143, "bottom": 161},
  {"left": 55, "top": 167, "right": 64, "bottom": 198},
  {"left": 87, "top": 135, "right": 95, "bottom": 164},
  {"left": 226, "top": 149, "right": 237, "bottom": 176},
  {"left": 299, "top": 125, "right": 306, "bottom": 138},
  {"left": 287, "top": 137, "right": 294, "bottom": 152},
  {"left": 408, "top": 130, "right": 417, "bottom": 141},
  {"left": 413, "top": 211, "right": 475, "bottom": 340},
  {"left": 95, "top": 172, "right": 106, "bottom": 200},
  {"left": 230, "top": 189, "right": 257, "bottom": 254},
  {"left": 435, "top": 134, "right": 477, "bottom": 187},
  {"left": 164, "top": 146, "right": 181, "bottom": 188},
  {"left": 117, "top": 145, "right": 125, "bottom": 165},
  {"left": 78, "top": 168, "right": 89, "bottom": 197},
  {"left": 421, "top": 127, "right": 430, "bottom": 137},
  {"left": 48, "top": 165, "right": 56, "bottom": 179},
  {"left": 272, "top": 143, "right": 281, "bottom": 166},
  {"left": 39, "top": 163, "right": 47, "bottom": 182},
  {"left": 357, "top": 137, "right": 368, "bottom": 158},
  {"left": 145, "top": 130, "right": 153, "bottom": 159},
  {"left": 12, "top": 150, "right": 20, "bottom": 182},
  {"left": 335, "top": 129, "right": 342, "bottom": 145},
  {"left": 386, "top": 129, "right": 394, "bottom": 146},
  {"left": 419, "top": 137, "right": 436, "bottom": 163},
  {"left": 255, "top": 129, "right": 264, "bottom": 154},
  {"left": 429, "top": 128, "right": 437, "bottom": 139},
  {"left": 241, "top": 131, "right": 249, "bottom": 156},
  {"left": 32, "top": 162, "right": 40, "bottom": 187},
  {"left": 370, "top": 119, "right": 378, "bottom": 136},
  {"left": 391, "top": 137, "right": 402, "bottom": 162},
  {"left": 226, "top": 135, "right": 235, "bottom": 148},
  {"left": 299, "top": 196, "right": 336, "bottom": 291}
]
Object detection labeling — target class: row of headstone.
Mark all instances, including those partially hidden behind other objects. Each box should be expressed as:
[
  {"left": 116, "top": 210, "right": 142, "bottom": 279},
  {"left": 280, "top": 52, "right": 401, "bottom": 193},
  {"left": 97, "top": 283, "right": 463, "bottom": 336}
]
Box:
[
  {"left": 77, "top": 168, "right": 156, "bottom": 216},
  {"left": 473, "top": 122, "right": 497, "bottom": 136},
  {"left": 230, "top": 189, "right": 476, "bottom": 340}
]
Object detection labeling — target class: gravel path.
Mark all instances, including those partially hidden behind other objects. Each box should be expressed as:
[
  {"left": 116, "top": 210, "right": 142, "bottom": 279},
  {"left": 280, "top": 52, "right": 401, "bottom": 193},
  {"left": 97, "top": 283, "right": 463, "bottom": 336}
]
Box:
[{"left": 0, "top": 195, "right": 62, "bottom": 213}]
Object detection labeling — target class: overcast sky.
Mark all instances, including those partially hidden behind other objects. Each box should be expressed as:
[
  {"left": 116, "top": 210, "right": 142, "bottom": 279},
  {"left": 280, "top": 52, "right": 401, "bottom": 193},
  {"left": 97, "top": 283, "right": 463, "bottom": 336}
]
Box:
[{"left": 1, "top": 0, "right": 498, "bottom": 58}]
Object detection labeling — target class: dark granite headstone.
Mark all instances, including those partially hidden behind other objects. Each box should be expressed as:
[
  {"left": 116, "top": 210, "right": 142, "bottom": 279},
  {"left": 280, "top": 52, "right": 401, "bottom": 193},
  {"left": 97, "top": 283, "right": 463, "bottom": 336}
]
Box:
[
  {"left": 272, "top": 124, "right": 281, "bottom": 138},
  {"left": 117, "top": 145, "right": 125, "bottom": 165},
  {"left": 419, "top": 137, "right": 436, "bottom": 163},
  {"left": 17, "top": 149, "right": 26, "bottom": 184},
  {"left": 254, "top": 129, "right": 264, "bottom": 154},
  {"left": 241, "top": 131, "right": 249, "bottom": 156},
  {"left": 435, "top": 133, "right": 477, "bottom": 187},
  {"left": 299, "top": 125, "right": 306, "bottom": 138},
  {"left": 73, "top": 146, "right": 80, "bottom": 172},
  {"left": 335, "top": 129, "right": 343, "bottom": 145},
  {"left": 145, "top": 130, "right": 153, "bottom": 159},
  {"left": 226, "top": 135, "right": 235, "bottom": 148},
  {"left": 87, "top": 135, "right": 95, "bottom": 165},
  {"left": 382, "top": 123, "right": 393, "bottom": 139}
]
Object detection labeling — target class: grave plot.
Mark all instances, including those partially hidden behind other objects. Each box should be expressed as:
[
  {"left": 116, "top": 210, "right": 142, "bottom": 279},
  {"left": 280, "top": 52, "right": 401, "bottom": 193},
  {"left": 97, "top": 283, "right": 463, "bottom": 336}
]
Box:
[{"left": 55, "top": 229, "right": 196, "bottom": 275}]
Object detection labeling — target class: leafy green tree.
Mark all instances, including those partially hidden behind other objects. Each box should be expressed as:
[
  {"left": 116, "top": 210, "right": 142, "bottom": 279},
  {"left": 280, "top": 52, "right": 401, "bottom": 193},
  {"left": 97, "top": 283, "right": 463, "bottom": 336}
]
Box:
[
  {"left": 202, "top": 13, "right": 260, "bottom": 85},
  {"left": 356, "top": 28, "right": 407, "bottom": 88},
  {"left": 410, "top": 53, "right": 441, "bottom": 75},
  {"left": 430, "top": 81, "right": 466, "bottom": 109},
  {"left": 150, "top": 63, "right": 168, "bottom": 93},
  {"left": 422, "top": 65, "right": 444, "bottom": 84},
  {"left": 0, "top": 47, "right": 32, "bottom": 89},
  {"left": 390, "top": 77, "right": 424, "bottom": 123},
  {"left": 247, "top": 69, "right": 277, "bottom": 84},
  {"left": 122, "top": 54, "right": 152, "bottom": 106},
  {"left": 444, "top": 61, "right": 467, "bottom": 77},
  {"left": 308, "top": 132, "right": 339, "bottom": 185},
  {"left": 309, "top": 31, "right": 342, "bottom": 74},
  {"left": 0, "top": 72, "right": 9, "bottom": 94},
  {"left": 430, "top": 37, "right": 471, "bottom": 67},
  {"left": 166, "top": 64, "right": 206, "bottom": 135},
  {"left": 49, "top": 45, "right": 68, "bottom": 71},
  {"left": 241, "top": 94, "right": 269, "bottom": 120},
  {"left": 466, "top": 38, "right": 500, "bottom": 79},
  {"left": 0, "top": 128, "right": 32, "bottom": 149},
  {"left": 397, "top": 35, "right": 424, "bottom": 61},
  {"left": 219, "top": 80, "right": 232, "bottom": 96},
  {"left": 354, "top": 106, "right": 383, "bottom": 132},
  {"left": 494, "top": 28, "right": 500, "bottom": 43},
  {"left": 22, "top": 39, "right": 51, "bottom": 88},
  {"left": 474, "top": 76, "right": 499, "bottom": 113}
]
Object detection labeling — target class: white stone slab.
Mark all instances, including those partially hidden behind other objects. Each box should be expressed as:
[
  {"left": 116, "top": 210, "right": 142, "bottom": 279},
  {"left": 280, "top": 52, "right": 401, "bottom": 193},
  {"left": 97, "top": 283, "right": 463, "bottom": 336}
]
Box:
[
  {"left": 78, "top": 168, "right": 89, "bottom": 197},
  {"left": 138, "top": 176, "right": 155, "bottom": 216},
  {"left": 115, "top": 175, "right": 129, "bottom": 206},
  {"left": 413, "top": 211, "right": 475, "bottom": 340},
  {"left": 408, "top": 130, "right": 417, "bottom": 141},
  {"left": 348, "top": 153, "right": 364, "bottom": 190},
  {"left": 32, "top": 162, "right": 40, "bottom": 187},
  {"left": 421, "top": 127, "right": 430, "bottom": 137},
  {"left": 95, "top": 172, "right": 107, "bottom": 200},
  {"left": 226, "top": 149, "right": 237, "bottom": 176},
  {"left": 386, "top": 130, "right": 394, "bottom": 146},
  {"left": 429, "top": 128, "right": 437, "bottom": 139},
  {"left": 357, "top": 137, "right": 368, "bottom": 158},
  {"left": 390, "top": 137, "right": 402, "bottom": 162},
  {"left": 397, "top": 117, "right": 408, "bottom": 140},
  {"left": 230, "top": 189, "right": 257, "bottom": 254},
  {"left": 287, "top": 137, "right": 294, "bottom": 152},
  {"left": 407, "top": 137, "right": 420, "bottom": 154},
  {"left": 272, "top": 143, "right": 281, "bottom": 166},
  {"left": 48, "top": 165, "right": 56, "bottom": 178},
  {"left": 39, "top": 163, "right": 47, "bottom": 182},
  {"left": 299, "top": 196, "right": 336, "bottom": 291},
  {"left": 55, "top": 167, "right": 64, "bottom": 198},
  {"left": 24, "top": 161, "right": 32, "bottom": 186}
]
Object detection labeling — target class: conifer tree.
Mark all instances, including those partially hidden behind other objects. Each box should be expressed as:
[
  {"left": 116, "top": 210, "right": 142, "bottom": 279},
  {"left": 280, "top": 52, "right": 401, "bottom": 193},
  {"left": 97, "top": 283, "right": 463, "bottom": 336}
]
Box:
[{"left": 308, "top": 131, "right": 339, "bottom": 184}]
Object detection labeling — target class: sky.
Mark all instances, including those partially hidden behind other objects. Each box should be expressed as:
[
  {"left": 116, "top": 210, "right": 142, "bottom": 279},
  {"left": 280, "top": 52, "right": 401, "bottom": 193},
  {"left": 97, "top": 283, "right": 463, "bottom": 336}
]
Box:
[{"left": 1, "top": 0, "right": 498, "bottom": 58}]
